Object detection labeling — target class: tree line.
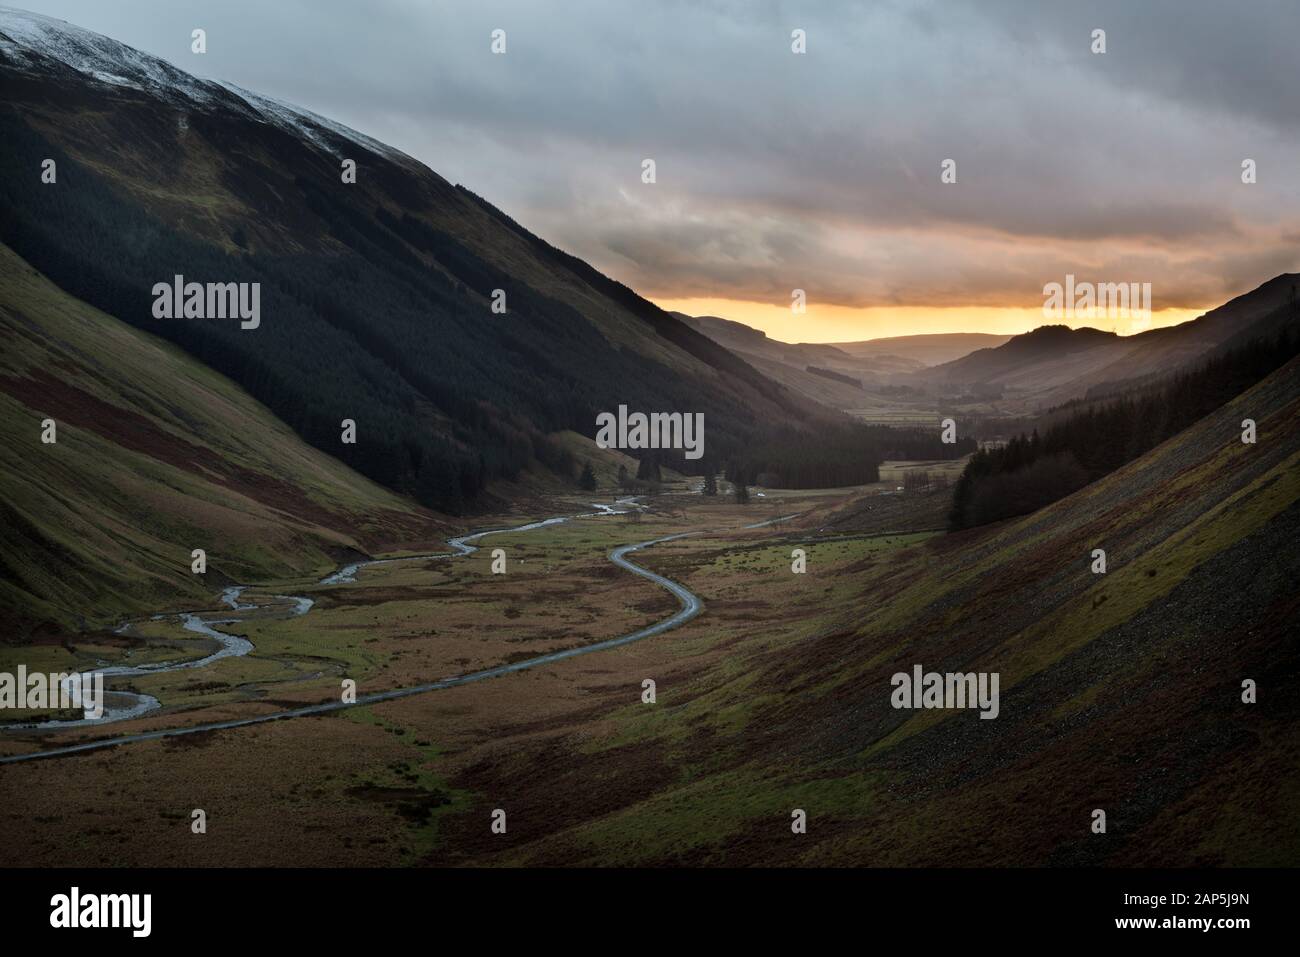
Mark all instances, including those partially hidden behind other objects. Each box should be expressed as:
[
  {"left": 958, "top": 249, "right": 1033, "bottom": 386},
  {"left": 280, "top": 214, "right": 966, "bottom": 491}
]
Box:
[
  {"left": 720, "top": 424, "right": 973, "bottom": 490},
  {"left": 948, "top": 325, "right": 1300, "bottom": 529}
]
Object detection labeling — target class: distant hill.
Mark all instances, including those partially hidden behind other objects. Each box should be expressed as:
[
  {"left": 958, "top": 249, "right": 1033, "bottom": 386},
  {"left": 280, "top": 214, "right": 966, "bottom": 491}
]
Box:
[
  {"left": 676, "top": 314, "right": 922, "bottom": 375},
  {"left": 675, "top": 313, "right": 928, "bottom": 409},
  {"left": 949, "top": 324, "right": 1300, "bottom": 529},
  {"left": 1045, "top": 275, "right": 1300, "bottom": 403},
  {"left": 827, "top": 332, "right": 1013, "bottom": 366},
  {"left": 914, "top": 276, "right": 1300, "bottom": 405},
  {"left": 917, "top": 324, "right": 1123, "bottom": 391}
]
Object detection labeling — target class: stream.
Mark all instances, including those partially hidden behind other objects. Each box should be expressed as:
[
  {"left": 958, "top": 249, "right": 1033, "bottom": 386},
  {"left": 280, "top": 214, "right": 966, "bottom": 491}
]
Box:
[{"left": 1, "top": 497, "right": 707, "bottom": 763}]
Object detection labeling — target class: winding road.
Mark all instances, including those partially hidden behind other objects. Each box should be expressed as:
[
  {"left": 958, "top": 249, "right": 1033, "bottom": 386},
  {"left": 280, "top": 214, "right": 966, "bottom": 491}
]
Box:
[{"left": 0, "top": 499, "right": 703, "bottom": 765}]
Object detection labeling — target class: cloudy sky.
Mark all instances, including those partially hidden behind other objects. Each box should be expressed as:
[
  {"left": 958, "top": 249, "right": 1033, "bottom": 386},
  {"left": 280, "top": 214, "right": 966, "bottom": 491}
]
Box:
[{"left": 16, "top": 0, "right": 1300, "bottom": 341}]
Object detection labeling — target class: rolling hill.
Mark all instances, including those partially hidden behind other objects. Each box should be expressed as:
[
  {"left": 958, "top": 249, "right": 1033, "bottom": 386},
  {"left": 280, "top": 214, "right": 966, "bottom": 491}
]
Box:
[
  {"left": 826, "top": 331, "right": 1012, "bottom": 366},
  {"left": 916, "top": 275, "right": 1300, "bottom": 407},
  {"left": 674, "top": 313, "right": 924, "bottom": 408}
]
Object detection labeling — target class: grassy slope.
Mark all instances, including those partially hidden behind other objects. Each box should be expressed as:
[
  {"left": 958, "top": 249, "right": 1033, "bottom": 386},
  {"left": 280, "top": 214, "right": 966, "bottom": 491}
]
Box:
[
  {"left": 421, "top": 356, "right": 1299, "bottom": 866},
  {"left": 0, "top": 243, "right": 441, "bottom": 635}
]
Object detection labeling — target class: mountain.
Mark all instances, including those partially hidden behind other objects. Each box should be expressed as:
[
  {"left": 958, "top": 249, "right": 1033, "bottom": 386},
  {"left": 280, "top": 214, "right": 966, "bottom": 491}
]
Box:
[
  {"left": 916, "top": 276, "right": 1300, "bottom": 406},
  {"left": 0, "top": 240, "right": 438, "bottom": 635},
  {"left": 0, "top": 8, "right": 859, "bottom": 516}
]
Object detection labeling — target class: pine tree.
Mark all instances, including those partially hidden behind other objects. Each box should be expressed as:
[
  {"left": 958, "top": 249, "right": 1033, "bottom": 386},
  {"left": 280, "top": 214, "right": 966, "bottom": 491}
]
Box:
[
  {"left": 703, "top": 472, "right": 718, "bottom": 496},
  {"left": 734, "top": 483, "right": 750, "bottom": 505},
  {"left": 578, "top": 461, "right": 597, "bottom": 491}
]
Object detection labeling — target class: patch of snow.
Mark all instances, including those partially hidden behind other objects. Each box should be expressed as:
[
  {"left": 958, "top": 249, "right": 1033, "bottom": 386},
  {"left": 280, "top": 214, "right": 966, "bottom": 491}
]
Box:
[
  {"left": 0, "top": 7, "right": 224, "bottom": 106},
  {"left": 215, "top": 80, "right": 413, "bottom": 165},
  {"left": 86, "top": 68, "right": 134, "bottom": 87},
  {"left": 0, "top": 7, "right": 415, "bottom": 166}
]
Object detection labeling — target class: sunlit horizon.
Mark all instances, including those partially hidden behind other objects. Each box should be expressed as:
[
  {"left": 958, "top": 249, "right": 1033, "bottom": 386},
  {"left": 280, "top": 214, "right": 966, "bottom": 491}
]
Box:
[{"left": 651, "top": 298, "right": 1211, "bottom": 345}]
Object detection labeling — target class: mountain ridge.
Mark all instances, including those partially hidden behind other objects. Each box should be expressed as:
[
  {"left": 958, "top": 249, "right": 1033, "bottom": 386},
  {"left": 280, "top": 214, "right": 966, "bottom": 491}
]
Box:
[
  {"left": 0, "top": 7, "right": 876, "bottom": 515},
  {"left": 919, "top": 275, "right": 1299, "bottom": 402}
]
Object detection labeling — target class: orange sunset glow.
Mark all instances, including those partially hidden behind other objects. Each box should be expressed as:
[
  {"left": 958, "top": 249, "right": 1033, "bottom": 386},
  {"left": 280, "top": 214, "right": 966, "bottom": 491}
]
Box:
[{"left": 651, "top": 298, "right": 1210, "bottom": 344}]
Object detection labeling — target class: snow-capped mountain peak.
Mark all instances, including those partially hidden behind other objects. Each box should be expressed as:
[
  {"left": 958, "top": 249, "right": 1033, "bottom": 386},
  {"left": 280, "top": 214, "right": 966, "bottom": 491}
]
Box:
[
  {"left": 0, "top": 6, "right": 221, "bottom": 103},
  {"left": 0, "top": 5, "right": 412, "bottom": 165}
]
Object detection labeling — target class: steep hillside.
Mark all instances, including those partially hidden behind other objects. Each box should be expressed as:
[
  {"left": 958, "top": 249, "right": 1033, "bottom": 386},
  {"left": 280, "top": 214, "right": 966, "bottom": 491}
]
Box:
[
  {"left": 432, "top": 352, "right": 1300, "bottom": 866},
  {"left": 0, "top": 9, "right": 854, "bottom": 514},
  {"left": 0, "top": 242, "right": 440, "bottom": 635}
]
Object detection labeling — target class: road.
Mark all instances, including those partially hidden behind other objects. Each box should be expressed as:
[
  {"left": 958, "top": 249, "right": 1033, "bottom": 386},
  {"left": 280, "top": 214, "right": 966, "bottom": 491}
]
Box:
[{"left": 0, "top": 504, "right": 702, "bottom": 765}]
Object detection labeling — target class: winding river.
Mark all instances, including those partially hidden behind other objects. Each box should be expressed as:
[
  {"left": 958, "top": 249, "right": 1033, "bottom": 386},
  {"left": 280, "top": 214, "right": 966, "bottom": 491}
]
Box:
[{"left": 0, "top": 497, "right": 706, "bottom": 765}]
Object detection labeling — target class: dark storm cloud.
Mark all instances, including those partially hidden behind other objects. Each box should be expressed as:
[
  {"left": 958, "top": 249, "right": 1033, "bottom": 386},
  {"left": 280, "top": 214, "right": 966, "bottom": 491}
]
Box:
[
  {"left": 966, "top": 0, "right": 1300, "bottom": 130},
  {"left": 18, "top": 0, "right": 1300, "bottom": 310}
]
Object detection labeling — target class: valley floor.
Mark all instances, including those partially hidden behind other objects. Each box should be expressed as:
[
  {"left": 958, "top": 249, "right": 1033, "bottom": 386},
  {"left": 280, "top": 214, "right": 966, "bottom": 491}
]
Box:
[
  {"left": 1, "top": 375, "right": 1297, "bottom": 868},
  {"left": 0, "top": 480, "right": 947, "bottom": 864}
]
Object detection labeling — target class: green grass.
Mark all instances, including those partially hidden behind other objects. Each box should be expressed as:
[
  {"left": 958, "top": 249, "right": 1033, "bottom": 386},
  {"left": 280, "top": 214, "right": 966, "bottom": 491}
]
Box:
[
  {"left": 0, "top": 242, "right": 430, "bottom": 631},
  {"left": 338, "top": 706, "right": 473, "bottom": 861},
  {"left": 508, "top": 764, "right": 875, "bottom": 865}
]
